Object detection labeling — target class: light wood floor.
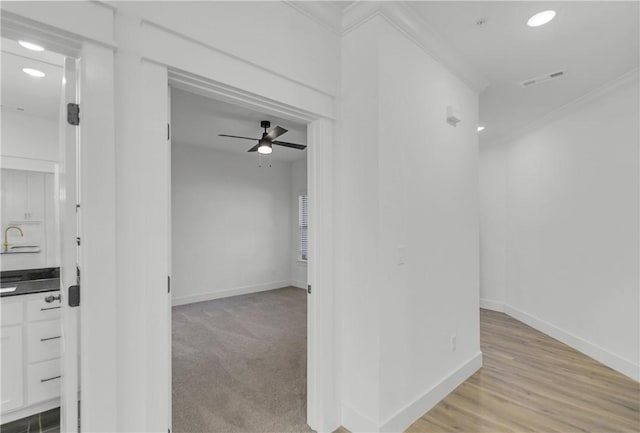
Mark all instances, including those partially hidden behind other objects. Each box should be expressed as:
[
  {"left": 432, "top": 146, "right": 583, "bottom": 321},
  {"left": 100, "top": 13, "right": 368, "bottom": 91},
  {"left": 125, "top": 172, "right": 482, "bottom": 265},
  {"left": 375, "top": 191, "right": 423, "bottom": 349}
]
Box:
[{"left": 338, "top": 309, "right": 640, "bottom": 433}]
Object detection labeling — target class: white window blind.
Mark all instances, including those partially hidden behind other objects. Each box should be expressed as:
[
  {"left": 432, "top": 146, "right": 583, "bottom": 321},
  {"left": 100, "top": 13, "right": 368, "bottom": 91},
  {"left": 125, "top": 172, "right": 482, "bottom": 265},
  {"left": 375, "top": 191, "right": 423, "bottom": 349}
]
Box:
[{"left": 298, "top": 195, "right": 308, "bottom": 261}]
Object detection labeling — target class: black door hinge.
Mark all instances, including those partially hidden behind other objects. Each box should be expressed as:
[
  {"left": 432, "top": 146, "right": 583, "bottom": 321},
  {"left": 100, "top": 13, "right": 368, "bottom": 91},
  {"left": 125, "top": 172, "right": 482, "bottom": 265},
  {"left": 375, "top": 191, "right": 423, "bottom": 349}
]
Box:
[
  {"left": 168, "top": 275, "right": 171, "bottom": 293},
  {"left": 167, "top": 123, "right": 171, "bottom": 140},
  {"left": 67, "top": 103, "right": 80, "bottom": 125},
  {"left": 307, "top": 284, "right": 311, "bottom": 294},
  {"left": 69, "top": 285, "right": 80, "bottom": 307}
]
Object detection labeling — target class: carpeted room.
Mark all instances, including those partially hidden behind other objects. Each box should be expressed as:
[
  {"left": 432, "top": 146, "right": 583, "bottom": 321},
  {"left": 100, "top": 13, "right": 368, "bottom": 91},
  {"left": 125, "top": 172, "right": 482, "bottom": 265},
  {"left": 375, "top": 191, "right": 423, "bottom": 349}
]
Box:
[{"left": 170, "top": 89, "right": 309, "bottom": 432}]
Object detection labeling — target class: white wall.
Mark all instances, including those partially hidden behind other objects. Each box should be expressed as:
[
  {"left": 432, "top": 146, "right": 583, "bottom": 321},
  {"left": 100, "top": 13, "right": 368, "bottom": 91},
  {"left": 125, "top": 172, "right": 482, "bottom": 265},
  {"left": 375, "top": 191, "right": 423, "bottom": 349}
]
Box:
[
  {"left": 1, "top": 110, "right": 58, "bottom": 162},
  {"left": 291, "top": 157, "right": 308, "bottom": 289},
  {"left": 1, "top": 110, "right": 60, "bottom": 271},
  {"left": 479, "top": 144, "right": 508, "bottom": 310},
  {"left": 171, "top": 144, "right": 294, "bottom": 305},
  {"left": 0, "top": 2, "right": 341, "bottom": 431},
  {"left": 377, "top": 20, "right": 480, "bottom": 430},
  {"left": 112, "top": 1, "right": 339, "bottom": 97},
  {"left": 338, "top": 18, "right": 382, "bottom": 429},
  {"left": 479, "top": 77, "right": 640, "bottom": 380},
  {"left": 338, "top": 16, "right": 481, "bottom": 432}
]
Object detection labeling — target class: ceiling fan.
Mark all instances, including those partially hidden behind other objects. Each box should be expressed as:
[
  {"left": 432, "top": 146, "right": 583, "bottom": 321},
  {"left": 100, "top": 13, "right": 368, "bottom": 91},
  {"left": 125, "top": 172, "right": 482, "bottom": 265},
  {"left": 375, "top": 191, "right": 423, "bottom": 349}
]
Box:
[{"left": 219, "top": 120, "right": 307, "bottom": 155}]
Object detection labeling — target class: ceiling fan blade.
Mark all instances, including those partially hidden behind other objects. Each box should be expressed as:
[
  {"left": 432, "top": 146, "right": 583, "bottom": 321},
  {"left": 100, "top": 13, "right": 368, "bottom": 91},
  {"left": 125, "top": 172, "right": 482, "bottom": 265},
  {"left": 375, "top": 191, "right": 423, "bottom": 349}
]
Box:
[
  {"left": 273, "top": 140, "right": 307, "bottom": 150},
  {"left": 248, "top": 143, "right": 260, "bottom": 152},
  {"left": 266, "top": 125, "right": 288, "bottom": 141},
  {"left": 219, "top": 134, "right": 260, "bottom": 141}
]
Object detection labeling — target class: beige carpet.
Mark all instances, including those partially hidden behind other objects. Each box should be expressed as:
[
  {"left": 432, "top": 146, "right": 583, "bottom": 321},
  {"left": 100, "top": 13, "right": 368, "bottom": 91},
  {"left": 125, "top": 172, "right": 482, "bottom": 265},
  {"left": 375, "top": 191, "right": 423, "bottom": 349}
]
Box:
[{"left": 172, "top": 287, "right": 312, "bottom": 433}]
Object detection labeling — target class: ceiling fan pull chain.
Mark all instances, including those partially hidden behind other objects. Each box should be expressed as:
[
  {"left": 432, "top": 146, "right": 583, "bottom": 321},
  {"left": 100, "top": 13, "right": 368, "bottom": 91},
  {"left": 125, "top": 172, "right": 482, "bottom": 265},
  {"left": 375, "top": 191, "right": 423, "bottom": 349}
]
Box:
[{"left": 269, "top": 153, "right": 272, "bottom": 168}]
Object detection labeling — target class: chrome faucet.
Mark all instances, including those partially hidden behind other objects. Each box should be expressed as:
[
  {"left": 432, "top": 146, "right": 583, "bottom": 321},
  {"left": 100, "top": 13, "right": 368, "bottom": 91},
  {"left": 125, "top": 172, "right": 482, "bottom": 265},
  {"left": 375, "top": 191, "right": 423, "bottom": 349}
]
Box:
[{"left": 3, "top": 225, "right": 24, "bottom": 251}]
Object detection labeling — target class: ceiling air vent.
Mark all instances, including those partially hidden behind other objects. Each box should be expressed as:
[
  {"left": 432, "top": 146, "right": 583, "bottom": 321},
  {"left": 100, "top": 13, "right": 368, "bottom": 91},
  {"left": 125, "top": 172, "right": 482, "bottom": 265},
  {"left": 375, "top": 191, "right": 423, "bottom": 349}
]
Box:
[{"left": 520, "top": 70, "right": 565, "bottom": 88}]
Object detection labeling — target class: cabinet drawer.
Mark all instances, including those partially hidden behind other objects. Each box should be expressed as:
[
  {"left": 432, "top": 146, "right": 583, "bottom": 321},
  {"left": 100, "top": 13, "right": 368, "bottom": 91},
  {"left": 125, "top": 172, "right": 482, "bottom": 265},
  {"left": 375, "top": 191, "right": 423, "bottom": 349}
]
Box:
[
  {"left": 27, "top": 320, "right": 61, "bottom": 363},
  {"left": 1, "top": 326, "right": 24, "bottom": 412},
  {"left": 27, "top": 295, "right": 61, "bottom": 322},
  {"left": 0, "top": 298, "right": 23, "bottom": 326},
  {"left": 27, "top": 359, "right": 61, "bottom": 405}
]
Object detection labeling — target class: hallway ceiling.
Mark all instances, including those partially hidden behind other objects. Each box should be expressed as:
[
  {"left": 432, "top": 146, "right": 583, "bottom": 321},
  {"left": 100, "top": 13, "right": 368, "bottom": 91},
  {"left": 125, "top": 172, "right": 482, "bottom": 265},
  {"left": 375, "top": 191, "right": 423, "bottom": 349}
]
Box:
[
  {"left": 171, "top": 89, "right": 307, "bottom": 162},
  {"left": 408, "top": 1, "right": 639, "bottom": 146}
]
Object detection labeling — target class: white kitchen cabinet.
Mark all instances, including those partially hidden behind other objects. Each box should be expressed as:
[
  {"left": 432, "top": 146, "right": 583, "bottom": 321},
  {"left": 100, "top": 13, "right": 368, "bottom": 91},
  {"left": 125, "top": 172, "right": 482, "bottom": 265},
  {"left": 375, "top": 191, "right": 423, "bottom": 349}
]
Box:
[
  {"left": 27, "top": 359, "right": 61, "bottom": 405},
  {"left": 2, "top": 170, "right": 28, "bottom": 223},
  {"left": 0, "top": 292, "right": 62, "bottom": 423},
  {"left": 1, "top": 169, "right": 47, "bottom": 222},
  {"left": 0, "top": 325, "right": 24, "bottom": 413},
  {"left": 28, "top": 320, "right": 62, "bottom": 363},
  {"left": 26, "top": 172, "right": 46, "bottom": 222}
]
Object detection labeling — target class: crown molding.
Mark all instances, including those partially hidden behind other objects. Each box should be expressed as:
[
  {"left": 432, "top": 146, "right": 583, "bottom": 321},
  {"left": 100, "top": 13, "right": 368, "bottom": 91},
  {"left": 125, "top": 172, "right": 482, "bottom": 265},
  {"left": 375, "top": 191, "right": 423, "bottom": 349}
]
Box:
[
  {"left": 342, "top": 1, "right": 490, "bottom": 93},
  {"left": 282, "top": 1, "right": 342, "bottom": 34},
  {"left": 486, "top": 68, "right": 640, "bottom": 148}
]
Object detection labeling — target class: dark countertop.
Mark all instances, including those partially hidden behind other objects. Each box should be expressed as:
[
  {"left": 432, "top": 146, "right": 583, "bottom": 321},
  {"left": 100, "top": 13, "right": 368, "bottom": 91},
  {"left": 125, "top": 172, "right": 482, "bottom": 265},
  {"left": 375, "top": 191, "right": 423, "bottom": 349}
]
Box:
[{"left": 1, "top": 267, "right": 60, "bottom": 297}]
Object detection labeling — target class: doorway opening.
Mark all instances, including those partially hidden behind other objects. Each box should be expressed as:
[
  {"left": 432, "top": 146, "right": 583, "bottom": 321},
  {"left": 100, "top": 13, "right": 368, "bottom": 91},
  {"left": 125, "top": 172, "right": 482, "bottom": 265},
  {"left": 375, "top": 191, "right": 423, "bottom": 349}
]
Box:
[
  {"left": 169, "top": 87, "right": 311, "bottom": 432},
  {"left": 0, "top": 35, "right": 80, "bottom": 433}
]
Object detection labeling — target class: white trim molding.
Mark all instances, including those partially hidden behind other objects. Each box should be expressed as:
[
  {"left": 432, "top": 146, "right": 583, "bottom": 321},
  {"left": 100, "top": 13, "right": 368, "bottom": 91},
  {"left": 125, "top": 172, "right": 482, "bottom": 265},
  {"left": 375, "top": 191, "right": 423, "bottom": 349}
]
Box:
[
  {"left": 379, "top": 352, "right": 483, "bottom": 433},
  {"left": 291, "top": 279, "right": 308, "bottom": 290},
  {"left": 341, "top": 404, "right": 379, "bottom": 433},
  {"left": 341, "top": 352, "right": 483, "bottom": 433},
  {"left": 505, "top": 305, "right": 640, "bottom": 382},
  {"left": 282, "top": 1, "right": 342, "bottom": 35},
  {"left": 479, "top": 298, "right": 505, "bottom": 313},
  {"left": 172, "top": 281, "right": 293, "bottom": 307},
  {"left": 341, "top": 1, "right": 490, "bottom": 93},
  {"left": 0, "top": 156, "right": 57, "bottom": 173},
  {"left": 488, "top": 67, "right": 640, "bottom": 148}
]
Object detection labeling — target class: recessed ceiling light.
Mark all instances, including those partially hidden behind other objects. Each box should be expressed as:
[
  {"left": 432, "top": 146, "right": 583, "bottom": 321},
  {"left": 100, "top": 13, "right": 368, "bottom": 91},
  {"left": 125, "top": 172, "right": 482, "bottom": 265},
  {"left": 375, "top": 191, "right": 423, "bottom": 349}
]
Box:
[
  {"left": 18, "top": 40, "right": 45, "bottom": 52},
  {"left": 527, "top": 10, "right": 556, "bottom": 27},
  {"left": 23, "top": 68, "right": 45, "bottom": 78},
  {"left": 477, "top": 126, "right": 486, "bottom": 132}
]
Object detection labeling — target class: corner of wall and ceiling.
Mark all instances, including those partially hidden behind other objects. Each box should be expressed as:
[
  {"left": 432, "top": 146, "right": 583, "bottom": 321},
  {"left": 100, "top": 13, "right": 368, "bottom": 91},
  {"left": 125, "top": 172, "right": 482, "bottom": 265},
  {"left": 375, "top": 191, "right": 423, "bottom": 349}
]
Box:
[
  {"left": 281, "top": 0, "right": 490, "bottom": 93},
  {"left": 281, "top": 1, "right": 343, "bottom": 34},
  {"left": 486, "top": 67, "right": 640, "bottom": 149},
  {"left": 340, "top": 1, "right": 491, "bottom": 94}
]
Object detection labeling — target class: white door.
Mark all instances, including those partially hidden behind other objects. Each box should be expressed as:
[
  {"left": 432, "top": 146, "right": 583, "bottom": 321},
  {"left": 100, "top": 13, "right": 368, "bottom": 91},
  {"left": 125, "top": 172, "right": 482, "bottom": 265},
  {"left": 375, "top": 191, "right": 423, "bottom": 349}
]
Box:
[{"left": 59, "top": 55, "right": 80, "bottom": 433}]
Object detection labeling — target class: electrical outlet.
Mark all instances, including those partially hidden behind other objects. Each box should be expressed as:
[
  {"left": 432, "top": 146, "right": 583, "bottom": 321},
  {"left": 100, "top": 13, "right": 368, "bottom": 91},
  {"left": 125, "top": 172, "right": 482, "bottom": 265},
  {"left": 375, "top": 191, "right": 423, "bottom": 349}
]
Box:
[{"left": 451, "top": 335, "right": 457, "bottom": 352}]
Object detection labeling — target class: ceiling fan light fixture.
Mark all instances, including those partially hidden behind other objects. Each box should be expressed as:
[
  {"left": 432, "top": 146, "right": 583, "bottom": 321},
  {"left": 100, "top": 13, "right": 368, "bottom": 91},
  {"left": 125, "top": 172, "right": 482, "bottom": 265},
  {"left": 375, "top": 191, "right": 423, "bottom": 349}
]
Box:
[{"left": 258, "top": 139, "right": 272, "bottom": 155}]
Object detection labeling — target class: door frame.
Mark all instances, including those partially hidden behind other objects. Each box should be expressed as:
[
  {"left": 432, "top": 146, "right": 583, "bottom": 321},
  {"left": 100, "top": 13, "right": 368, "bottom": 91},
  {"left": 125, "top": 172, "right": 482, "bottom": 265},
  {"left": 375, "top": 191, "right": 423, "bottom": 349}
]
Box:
[
  {"left": 1, "top": 10, "right": 118, "bottom": 432},
  {"left": 1, "top": 7, "right": 338, "bottom": 432},
  {"left": 165, "top": 69, "right": 338, "bottom": 432}
]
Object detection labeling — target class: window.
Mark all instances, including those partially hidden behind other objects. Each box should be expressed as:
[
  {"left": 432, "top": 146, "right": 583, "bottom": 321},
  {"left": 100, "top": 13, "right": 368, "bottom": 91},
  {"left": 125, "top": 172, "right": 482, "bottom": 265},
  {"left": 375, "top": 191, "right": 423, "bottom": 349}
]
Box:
[{"left": 298, "top": 195, "right": 308, "bottom": 261}]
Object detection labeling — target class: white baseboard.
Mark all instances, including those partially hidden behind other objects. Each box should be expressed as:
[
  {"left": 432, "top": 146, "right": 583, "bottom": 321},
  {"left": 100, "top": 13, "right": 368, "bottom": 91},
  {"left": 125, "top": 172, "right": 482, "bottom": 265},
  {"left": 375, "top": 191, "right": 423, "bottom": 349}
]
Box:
[
  {"left": 341, "top": 404, "right": 380, "bottom": 433},
  {"left": 290, "top": 279, "right": 307, "bottom": 290},
  {"left": 171, "top": 280, "right": 291, "bottom": 306},
  {"left": 480, "top": 298, "right": 505, "bottom": 312},
  {"left": 1, "top": 397, "right": 59, "bottom": 424},
  {"left": 504, "top": 305, "right": 640, "bottom": 382},
  {"left": 379, "top": 351, "right": 483, "bottom": 432}
]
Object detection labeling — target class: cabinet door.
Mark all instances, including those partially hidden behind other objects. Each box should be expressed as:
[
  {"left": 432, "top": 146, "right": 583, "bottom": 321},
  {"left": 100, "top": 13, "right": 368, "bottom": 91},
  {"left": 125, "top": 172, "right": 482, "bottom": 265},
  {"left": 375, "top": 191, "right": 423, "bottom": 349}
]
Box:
[
  {"left": 1, "top": 325, "right": 24, "bottom": 412},
  {"left": 2, "top": 169, "right": 29, "bottom": 222},
  {"left": 26, "top": 172, "right": 46, "bottom": 221},
  {"left": 28, "top": 320, "right": 62, "bottom": 363},
  {"left": 27, "top": 358, "right": 61, "bottom": 405}
]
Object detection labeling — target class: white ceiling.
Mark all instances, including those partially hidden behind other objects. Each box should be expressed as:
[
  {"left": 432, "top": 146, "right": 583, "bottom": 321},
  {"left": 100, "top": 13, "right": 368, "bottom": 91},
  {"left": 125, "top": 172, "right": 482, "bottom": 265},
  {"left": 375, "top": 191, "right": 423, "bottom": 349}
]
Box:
[
  {"left": 171, "top": 88, "right": 308, "bottom": 163},
  {"left": 409, "top": 1, "right": 640, "bottom": 145},
  {"left": 328, "top": 1, "right": 357, "bottom": 11},
  {"left": 1, "top": 38, "right": 64, "bottom": 120}
]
